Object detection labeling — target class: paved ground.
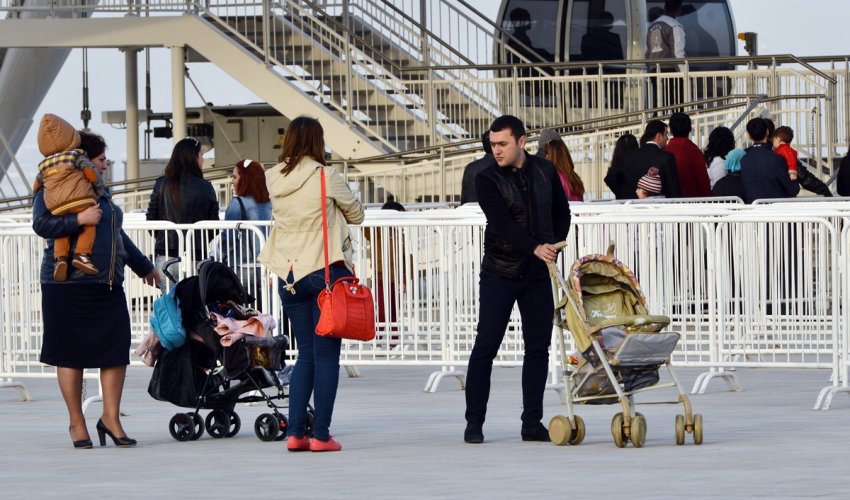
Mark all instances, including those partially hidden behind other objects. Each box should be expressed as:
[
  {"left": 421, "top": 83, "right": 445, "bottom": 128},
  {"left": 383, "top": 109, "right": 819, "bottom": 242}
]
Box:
[{"left": 1, "top": 365, "right": 849, "bottom": 499}]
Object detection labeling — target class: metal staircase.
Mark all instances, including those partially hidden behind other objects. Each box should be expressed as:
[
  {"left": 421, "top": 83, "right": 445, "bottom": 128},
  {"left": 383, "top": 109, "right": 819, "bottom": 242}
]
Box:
[{"left": 192, "top": 0, "right": 535, "bottom": 155}]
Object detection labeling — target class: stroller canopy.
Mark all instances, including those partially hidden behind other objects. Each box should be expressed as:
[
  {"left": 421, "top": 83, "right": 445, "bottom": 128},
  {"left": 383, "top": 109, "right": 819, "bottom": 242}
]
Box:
[{"left": 567, "top": 254, "right": 648, "bottom": 327}]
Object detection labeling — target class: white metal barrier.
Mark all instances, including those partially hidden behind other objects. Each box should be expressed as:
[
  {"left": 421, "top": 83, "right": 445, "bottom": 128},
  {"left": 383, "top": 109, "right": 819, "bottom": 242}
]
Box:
[{"left": 3, "top": 203, "right": 850, "bottom": 409}]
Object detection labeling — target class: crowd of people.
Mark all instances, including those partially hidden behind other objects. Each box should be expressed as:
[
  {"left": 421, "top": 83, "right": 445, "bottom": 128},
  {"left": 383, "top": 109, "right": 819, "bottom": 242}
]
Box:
[{"left": 602, "top": 113, "right": 837, "bottom": 203}]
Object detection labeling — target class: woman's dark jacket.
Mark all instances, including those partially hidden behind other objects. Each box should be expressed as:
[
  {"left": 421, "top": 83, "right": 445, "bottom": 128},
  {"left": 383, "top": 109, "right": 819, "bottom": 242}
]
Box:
[
  {"left": 146, "top": 175, "right": 220, "bottom": 258},
  {"left": 710, "top": 172, "right": 745, "bottom": 199},
  {"left": 475, "top": 154, "right": 571, "bottom": 280},
  {"left": 33, "top": 190, "right": 153, "bottom": 286}
]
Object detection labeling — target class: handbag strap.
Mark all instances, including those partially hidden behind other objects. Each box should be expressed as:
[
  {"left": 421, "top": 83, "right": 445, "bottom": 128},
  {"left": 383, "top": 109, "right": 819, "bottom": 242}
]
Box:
[
  {"left": 234, "top": 196, "right": 248, "bottom": 220},
  {"left": 320, "top": 167, "right": 331, "bottom": 288}
]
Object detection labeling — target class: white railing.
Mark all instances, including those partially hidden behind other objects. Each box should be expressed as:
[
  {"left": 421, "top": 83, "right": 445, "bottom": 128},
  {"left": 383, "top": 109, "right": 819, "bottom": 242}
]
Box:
[{"left": 3, "top": 201, "right": 850, "bottom": 408}]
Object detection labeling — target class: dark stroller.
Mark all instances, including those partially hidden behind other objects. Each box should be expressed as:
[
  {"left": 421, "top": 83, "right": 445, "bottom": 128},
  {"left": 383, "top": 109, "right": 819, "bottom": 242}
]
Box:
[{"left": 148, "top": 260, "right": 311, "bottom": 441}]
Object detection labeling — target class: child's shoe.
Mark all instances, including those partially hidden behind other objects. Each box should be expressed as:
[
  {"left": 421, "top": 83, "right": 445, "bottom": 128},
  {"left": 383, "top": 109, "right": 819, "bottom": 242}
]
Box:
[
  {"left": 53, "top": 258, "right": 68, "bottom": 282},
  {"left": 71, "top": 254, "right": 99, "bottom": 275}
]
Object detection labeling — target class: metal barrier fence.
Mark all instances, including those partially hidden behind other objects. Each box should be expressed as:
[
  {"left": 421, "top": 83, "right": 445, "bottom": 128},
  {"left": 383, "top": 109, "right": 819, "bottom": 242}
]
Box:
[{"left": 2, "top": 202, "right": 850, "bottom": 409}]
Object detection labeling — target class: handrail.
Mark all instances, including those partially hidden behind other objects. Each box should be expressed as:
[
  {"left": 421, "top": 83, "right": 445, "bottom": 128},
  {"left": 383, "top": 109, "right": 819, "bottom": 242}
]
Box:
[
  {"left": 394, "top": 53, "right": 850, "bottom": 74},
  {"left": 340, "top": 94, "right": 766, "bottom": 165},
  {"left": 788, "top": 55, "right": 836, "bottom": 85},
  {"left": 371, "top": 0, "right": 474, "bottom": 66},
  {"left": 339, "top": 91, "right": 832, "bottom": 169},
  {"left": 729, "top": 94, "right": 768, "bottom": 132}
]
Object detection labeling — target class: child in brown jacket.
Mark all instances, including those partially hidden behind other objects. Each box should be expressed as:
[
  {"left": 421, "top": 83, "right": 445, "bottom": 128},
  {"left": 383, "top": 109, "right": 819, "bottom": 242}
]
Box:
[{"left": 33, "top": 114, "right": 102, "bottom": 281}]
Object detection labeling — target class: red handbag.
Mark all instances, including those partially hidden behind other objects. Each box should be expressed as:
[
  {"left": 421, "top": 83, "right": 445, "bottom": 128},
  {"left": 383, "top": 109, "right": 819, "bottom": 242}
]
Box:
[{"left": 315, "top": 167, "right": 375, "bottom": 341}]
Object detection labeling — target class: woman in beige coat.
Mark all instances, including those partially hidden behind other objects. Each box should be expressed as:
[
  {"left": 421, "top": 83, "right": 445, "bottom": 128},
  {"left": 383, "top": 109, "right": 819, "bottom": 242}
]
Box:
[{"left": 258, "top": 116, "right": 364, "bottom": 452}]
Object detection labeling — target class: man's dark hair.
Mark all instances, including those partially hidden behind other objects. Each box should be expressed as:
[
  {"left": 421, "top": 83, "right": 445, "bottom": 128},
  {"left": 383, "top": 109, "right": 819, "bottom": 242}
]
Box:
[
  {"left": 763, "top": 117, "right": 776, "bottom": 140},
  {"left": 481, "top": 131, "right": 492, "bottom": 156},
  {"left": 490, "top": 115, "right": 526, "bottom": 140},
  {"left": 381, "top": 195, "right": 406, "bottom": 212},
  {"left": 640, "top": 119, "right": 668, "bottom": 146},
  {"left": 746, "top": 117, "right": 769, "bottom": 142},
  {"left": 665, "top": 0, "right": 683, "bottom": 15},
  {"left": 669, "top": 112, "right": 692, "bottom": 138}
]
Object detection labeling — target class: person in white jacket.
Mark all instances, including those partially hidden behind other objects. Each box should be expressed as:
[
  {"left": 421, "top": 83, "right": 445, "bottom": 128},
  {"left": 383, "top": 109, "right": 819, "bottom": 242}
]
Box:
[{"left": 258, "top": 116, "right": 364, "bottom": 453}]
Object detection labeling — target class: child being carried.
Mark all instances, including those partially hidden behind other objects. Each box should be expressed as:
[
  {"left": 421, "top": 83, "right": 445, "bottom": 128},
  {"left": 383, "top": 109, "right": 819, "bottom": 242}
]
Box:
[{"left": 33, "top": 113, "right": 104, "bottom": 281}]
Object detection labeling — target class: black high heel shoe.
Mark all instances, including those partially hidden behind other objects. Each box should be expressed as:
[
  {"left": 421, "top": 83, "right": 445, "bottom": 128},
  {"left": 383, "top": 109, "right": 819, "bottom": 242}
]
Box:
[
  {"left": 69, "top": 426, "right": 92, "bottom": 449},
  {"left": 96, "top": 418, "right": 137, "bottom": 448}
]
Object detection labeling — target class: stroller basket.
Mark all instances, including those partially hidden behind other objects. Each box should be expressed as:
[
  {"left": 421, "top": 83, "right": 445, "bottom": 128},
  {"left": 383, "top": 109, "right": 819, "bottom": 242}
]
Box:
[{"left": 244, "top": 335, "right": 289, "bottom": 371}]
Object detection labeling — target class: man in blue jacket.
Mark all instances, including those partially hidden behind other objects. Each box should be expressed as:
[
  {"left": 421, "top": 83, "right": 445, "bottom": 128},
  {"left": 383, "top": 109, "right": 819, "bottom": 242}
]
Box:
[{"left": 740, "top": 118, "right": 799, "bottom": 203}]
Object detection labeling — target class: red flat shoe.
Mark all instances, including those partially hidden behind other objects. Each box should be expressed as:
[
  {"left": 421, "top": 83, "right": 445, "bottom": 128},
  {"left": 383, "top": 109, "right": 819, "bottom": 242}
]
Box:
[
  {"left": 309, "top": 437, "right": 342, "bottom": 452},
  {"left": 286, "top": 435, "right": 310, "bottom": 452}
]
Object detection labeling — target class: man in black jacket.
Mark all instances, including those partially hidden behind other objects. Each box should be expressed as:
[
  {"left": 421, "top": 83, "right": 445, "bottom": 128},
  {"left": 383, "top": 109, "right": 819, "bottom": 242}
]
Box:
[
  {"left": 740, "top": 118, "right": 799, "bottom": 203},
  {"left": 838, "top": 153, "right": 850, "bottom": 197},
  {"left": 460, "top": 131, "right": 494, "bottom": 204},
  {"left": 464, "top": 115, "right": 571, "bottom": 444},
  {"left": 613, "top": 120, "right": 682, "bottom": 199}
]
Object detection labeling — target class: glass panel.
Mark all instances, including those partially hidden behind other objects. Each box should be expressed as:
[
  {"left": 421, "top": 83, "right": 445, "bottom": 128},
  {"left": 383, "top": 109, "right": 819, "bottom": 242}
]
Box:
[
  {"left": 645, "top": 0, "right": 735, "bottom": 58},
  {"left": 500, "top": 0, "right": 560, "bottom": 62},
  {"left": 568, "top": 0, "right": 628, "bottom": 70}
]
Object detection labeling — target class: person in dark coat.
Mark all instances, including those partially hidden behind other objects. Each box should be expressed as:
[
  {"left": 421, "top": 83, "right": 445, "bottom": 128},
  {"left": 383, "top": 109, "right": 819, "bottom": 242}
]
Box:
[
  {"left": 146, "top": 137, "right": 220, "bottom": 286},
  {"left": 464, "top": 115, "right": 571, "bottom": 444},
  {"left": 460, "top": 132, "right": 494, "bottom": 204},
  {"left": 604, "top": 133, "right": 639, "bottom": 199},
  {"left": 615, "top": 120, "right": 682, "bottom": 199},
  {"left": 740, "top": 118, "right": 799, "bottom": 203},
  {"left": 34, "top": 130, "right": 160, "bottom": 449},
  {"left": 838, "top": 153, "right": 850, "bottom": 196}
]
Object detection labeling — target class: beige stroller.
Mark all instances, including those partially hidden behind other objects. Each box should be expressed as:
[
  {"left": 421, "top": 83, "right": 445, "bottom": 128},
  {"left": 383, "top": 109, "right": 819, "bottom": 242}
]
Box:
[{"left": 546, "top": 242, "right": 702, "bottom": 448}]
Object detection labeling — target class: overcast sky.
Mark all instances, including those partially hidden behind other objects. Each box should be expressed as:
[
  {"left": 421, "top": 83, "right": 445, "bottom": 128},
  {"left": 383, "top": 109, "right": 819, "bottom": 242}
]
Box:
[{"left": 9, "top": 0, "right": 850, "bottom": 186}]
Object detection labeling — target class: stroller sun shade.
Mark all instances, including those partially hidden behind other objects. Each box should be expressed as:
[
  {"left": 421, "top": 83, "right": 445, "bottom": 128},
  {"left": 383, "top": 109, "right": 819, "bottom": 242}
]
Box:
[{"left": 569, "top": 256, "right": 647, "bottom": 326}]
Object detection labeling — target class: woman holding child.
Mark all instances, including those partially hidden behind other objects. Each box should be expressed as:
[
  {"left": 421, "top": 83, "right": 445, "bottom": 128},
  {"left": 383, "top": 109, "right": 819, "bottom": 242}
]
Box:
[{"left": 33, "top": 123, "right": 160, "bottom": 449}]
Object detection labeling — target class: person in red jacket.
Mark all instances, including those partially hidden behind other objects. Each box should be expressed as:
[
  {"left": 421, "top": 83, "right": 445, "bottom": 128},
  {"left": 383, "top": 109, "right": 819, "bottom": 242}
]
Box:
[
  {"left": 772, "top": 126, "right": 799, "bottom": 181},
  {"left": 665, "top": 112, "right": 710, "bottom": 197}
]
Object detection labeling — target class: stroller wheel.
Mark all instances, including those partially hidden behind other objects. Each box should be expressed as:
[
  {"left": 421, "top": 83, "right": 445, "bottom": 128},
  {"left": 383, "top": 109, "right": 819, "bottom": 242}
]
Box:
[
  {"left": 187, "top": 412, "right": 204, "bottom": 440},
  {"left": 206, "top": 410, "right": 232, "bottom": 438},
  {"left": 631, "top": 413, "right": 647, "bottom": 448},
  {"left": 692, "top": 414, "right": 704, "bottom": 445},
  {"left": 675, "top": 414, "right": 685, "bottom": 445},
  {"left": 548, "top": 415, "right": 572, "bottom": 446},
  {"left": 226, "top": 411, "right": 241, "bottom": 438},
  {"left": 169, "top": 413, "right": 198, "bottom": 442},
  {"left": 569, "top": 415, "right": 586, "bottom": 445},
  {"left": 611, "top": 412, "right": 626, "bottom": 448},
  {"left": 305, "top": 408, "right": 315, "bottom": 438},
  {"left": 273, "top": 415, "right": 289, "bottom": 441},
  {"left": 254, "top": 413, "right": 279, "bottom": 442}
]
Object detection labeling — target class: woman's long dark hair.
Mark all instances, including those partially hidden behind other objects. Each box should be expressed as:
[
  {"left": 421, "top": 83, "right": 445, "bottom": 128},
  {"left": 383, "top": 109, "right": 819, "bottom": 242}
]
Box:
[
  {"left": 277, "top": 116, "right": 326, "bottom": 175},
  {"left": 163, "top": 137, "right": 203, "bottom": 201},
  {"left": 234, "top": 159, "right": 270, "bottom": 202},
  {"left": 78, "top": 130, "right": 106, "bottom": 159},
  {"left": 546, "top": 140, "right": 585, "bottom": 199},
  {"left": 611, "top": 133, "right": 638, "bottom": 170},
  {"left": 704, "top": 126, "right": 735, "bottom": 164}
]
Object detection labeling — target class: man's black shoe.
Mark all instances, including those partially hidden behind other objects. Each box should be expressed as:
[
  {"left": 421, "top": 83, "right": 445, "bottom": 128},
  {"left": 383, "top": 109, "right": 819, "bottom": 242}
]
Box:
[
  {"left": 521, "top": 423, "right": 551, "bottom": 442},
  {"left": 464, "top": 424, "right": 484, "bottom": 444}
]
